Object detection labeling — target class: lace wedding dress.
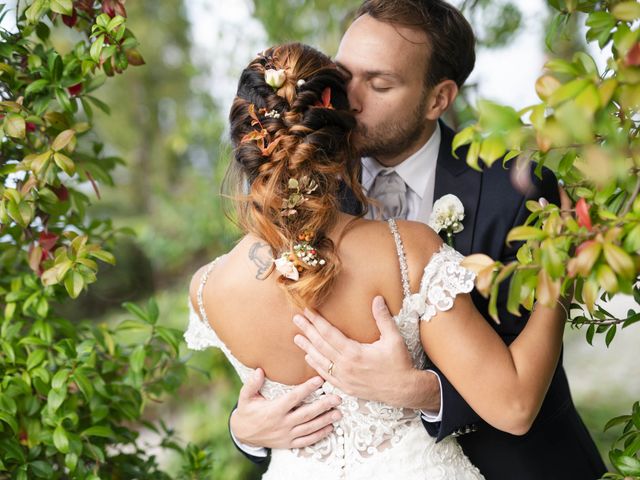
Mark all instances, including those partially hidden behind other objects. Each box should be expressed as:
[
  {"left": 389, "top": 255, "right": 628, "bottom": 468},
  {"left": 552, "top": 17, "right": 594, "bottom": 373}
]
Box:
[{"left": 185, "top": 219, "right": 485, "bottom": 479}]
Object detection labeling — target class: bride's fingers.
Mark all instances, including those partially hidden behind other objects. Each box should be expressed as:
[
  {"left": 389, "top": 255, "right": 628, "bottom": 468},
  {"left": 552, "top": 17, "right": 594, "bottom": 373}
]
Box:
[
  {"left": 290, "top": 424, "right": 335, "bottom": 450},
  {"left": 290, "top": 408, "right": 341, "bottom": 442}
]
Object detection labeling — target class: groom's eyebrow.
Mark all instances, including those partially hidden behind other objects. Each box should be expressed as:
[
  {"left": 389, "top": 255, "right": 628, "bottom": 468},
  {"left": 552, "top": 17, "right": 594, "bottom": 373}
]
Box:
[{"left": 335, "top": 62, "right": 400, "bottom": 81}]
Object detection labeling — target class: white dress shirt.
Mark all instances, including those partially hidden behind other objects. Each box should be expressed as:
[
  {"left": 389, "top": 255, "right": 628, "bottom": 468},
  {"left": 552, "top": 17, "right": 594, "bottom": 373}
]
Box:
[{"left": 233, "top": 124, "right": 445, "bottom": 457}]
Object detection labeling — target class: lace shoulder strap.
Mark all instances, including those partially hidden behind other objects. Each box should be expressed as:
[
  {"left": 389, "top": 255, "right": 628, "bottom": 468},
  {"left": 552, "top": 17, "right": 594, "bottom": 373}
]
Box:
[
  {"left": 184, "top": 256, "right": 224, "bottom": 351},
  {"left": 405, "top": 244, "right": 476, "bottom": 322},
  {"left": 387, "top": 218, "right": 411, "bottom": 298}
]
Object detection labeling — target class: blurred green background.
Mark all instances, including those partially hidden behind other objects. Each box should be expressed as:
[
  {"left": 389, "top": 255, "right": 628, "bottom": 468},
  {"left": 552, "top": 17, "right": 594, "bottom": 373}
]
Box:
[{"left": 42, "top": 0, "right": 639, "bottom": 476}]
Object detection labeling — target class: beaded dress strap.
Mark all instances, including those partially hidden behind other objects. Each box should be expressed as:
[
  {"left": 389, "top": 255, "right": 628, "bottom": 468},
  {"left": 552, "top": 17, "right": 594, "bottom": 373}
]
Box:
[
  {"left": 387, "top": 218, "right": 411, "bottom": 299},
  {"left": 196, "top": 257, "right": 221, "bottom": 324}
]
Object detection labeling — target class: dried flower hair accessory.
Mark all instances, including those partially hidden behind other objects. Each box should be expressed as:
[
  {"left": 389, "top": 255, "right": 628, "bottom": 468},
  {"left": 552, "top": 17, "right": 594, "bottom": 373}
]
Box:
[
  {"left": 265, "top": 68, "right": 286, "bottom": 89},
  {"left": 240, "top": 104, "right": 282, "bottom": 156},
  {"left": 296, "top": 79, "right": 306, "bottom": 87},
  {"left": 281, "top": 176, "right": 319, "bottom": 217},
  {"left": 273, "top": 230, "right": 326, "bottom": 281},
  {"left": 263, "top": 109, "right": 280, "bottom": 119}
]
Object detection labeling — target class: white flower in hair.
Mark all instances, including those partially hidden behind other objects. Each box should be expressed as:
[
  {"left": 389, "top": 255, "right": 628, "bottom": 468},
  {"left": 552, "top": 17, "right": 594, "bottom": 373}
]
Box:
[
  {"left": 428, "top": 194, "right": 465, "bottom": 246},
  {"left": 274, "top": 256, "right": 299, "bottom": 281},
  {"left": 265, "top": 68, "right": 286, "bottom": 89}
]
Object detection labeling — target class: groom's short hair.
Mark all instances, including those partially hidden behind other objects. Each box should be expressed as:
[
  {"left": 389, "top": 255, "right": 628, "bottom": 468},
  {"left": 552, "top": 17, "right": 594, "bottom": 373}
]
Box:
[{"left": 355, "top": 0, "right": 476, "bottom": 89}]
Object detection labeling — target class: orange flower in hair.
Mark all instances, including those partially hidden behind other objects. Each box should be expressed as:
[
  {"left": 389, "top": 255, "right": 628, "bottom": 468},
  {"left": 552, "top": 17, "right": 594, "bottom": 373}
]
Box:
[
  {"left": 314, "top": 87, "right": 334, "bottom": 109},
  {"left": 240, "top": 104, "right": 283, "bottom": 157}
]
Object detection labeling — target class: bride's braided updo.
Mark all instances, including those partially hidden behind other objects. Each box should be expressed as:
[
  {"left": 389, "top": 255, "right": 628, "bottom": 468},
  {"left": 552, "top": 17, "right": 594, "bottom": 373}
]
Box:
[{"left": 228, "top": 43, "right": 365, "bottom": 307}]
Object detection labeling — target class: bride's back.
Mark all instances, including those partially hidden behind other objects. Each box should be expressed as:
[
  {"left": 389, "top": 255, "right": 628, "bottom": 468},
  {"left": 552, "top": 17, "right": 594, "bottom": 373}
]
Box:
[{"left": 191, "top": 216, "right": 437, "bottom": 385}]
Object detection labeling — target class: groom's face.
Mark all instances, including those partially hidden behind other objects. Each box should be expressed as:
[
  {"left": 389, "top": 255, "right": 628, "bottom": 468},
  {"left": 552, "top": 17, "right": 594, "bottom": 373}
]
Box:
[{"left": 336, "top": 14, "right": 433, "bottom": 167}]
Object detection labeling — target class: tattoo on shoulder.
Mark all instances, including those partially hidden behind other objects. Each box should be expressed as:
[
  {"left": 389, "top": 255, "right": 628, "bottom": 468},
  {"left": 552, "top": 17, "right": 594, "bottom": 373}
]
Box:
[{"left": 248, "top": 241, "right": 274, "bottom": 280}]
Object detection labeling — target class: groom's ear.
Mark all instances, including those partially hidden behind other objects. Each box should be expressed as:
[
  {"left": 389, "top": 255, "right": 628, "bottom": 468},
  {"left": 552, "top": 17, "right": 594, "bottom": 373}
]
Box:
[{"left": 425, "top": 79, "right": 458, "bottom": 121}]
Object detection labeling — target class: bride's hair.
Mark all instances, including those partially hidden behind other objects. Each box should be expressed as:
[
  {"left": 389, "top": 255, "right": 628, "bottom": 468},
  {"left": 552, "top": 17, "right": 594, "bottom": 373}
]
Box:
[{"left": 226, "top": 43, "right": 365, "bottom": 307}]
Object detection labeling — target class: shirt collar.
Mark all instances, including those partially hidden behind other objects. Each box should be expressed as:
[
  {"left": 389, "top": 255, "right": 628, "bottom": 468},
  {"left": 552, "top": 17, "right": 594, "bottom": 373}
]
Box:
[{"left": 361, "top": 122, "right": 441, "bottom": 198}]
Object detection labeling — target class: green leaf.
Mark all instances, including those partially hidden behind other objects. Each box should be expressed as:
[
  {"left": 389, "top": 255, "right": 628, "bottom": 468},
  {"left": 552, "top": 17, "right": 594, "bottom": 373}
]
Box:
[
  {"left": 4, "top": 113, "right": 25, "bottom": 138},
  {"left": 90, "top": 35, "right": 105, "bottom": 63},
  {"left": 81, "top": 425, "right": 114, "bottom": 438},
  {"left": 614, "top": 454, "right": 640, "bottom": 476},
  {"left": 26, "top": 348, "right": 47, "bottom": 371},
  {"left": 52, "top": 368, "right": 70, "bottom": 389},
  {"left": 64, "top": 271, "right": 85, "bottom": 298},
  {"left": 51, "top": 129, "right": 75, "bottom": 151},
  {"left": 586, "top": 324, "right": 595, "bottom": 345},
  {"left": 25, "top": 79, "right": 49, "bottom": 96},
  {"left": 452, "top": 125, "right": 475, "bottom": 158},
  {"left": 25, "top": 0, "right": 48, "bottom": 24},
  {"left": 547, "top": 78, "right": 591, "bottom": 107},
  {"left": 123, "top": 302, "right": 149, "bottom": 323},
  {"left": 605, "top": 324, "right": 617, "bottom": 347},
  {"left": 53, "top": 152, "right": 75, "bottom": 176},
  {"left": 88, "top": 249, "right": 116, "bottom": 264},
  {"left": 29, "top": 461, "right": 53, "bottom": 478},
  {"left": 48, "top": 387, "right": 67, "bottom": 412},
  {"left": 612, "top": 1, "right": 640, "bottom": 22},
  {"left": 65, "top": 453, "right": 78, "bottom": 472},
  {"left": 506, "top": 226, "right": 547, "bottom": 243},
  {"left": 130, "top": 345, "right": 145, "bottom": 372},
  {"left": 53, "top": 424, "right": 70, "bottom": 453},
  {"left": 0, "top": 411, "right": 18, "bottom": 434},
  {"left": 156, "top": 326, "right": 180, "bottom": 355},
  {"left": 72, "top": 371, "right": 94, "bottom": 400},
  {"left": 50, "top": 0, "right": 73, "bottom": 15},
  {"left": 479, "top": 135, "right": 506, "bottom": 166}
]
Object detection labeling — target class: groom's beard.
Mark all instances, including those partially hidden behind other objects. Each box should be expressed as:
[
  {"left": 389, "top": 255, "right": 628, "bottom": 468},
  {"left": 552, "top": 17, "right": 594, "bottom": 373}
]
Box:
[{"left": 353, "top": 93, "right": 429, "bottom": 162}]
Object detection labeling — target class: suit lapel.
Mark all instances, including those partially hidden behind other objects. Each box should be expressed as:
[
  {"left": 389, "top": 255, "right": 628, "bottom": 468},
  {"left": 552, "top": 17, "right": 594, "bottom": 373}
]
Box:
[{"left": 434, "top": 121, "right": 482, "bottom": 256}]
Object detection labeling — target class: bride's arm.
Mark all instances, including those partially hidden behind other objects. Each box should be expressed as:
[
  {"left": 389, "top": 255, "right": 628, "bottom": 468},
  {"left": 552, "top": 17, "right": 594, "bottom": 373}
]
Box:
[{"left": 419, "top": 289, "right": 566, "bottom": 435}]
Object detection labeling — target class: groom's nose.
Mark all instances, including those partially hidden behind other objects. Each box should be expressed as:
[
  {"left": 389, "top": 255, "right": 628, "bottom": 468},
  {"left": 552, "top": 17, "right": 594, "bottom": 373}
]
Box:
[{"left": 346, "top": 79, "right": 363, "bottom": 114}]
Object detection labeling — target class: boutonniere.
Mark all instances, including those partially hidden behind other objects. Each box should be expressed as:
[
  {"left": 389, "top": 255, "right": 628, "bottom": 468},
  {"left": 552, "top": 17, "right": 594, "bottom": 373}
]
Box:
[{"left": 428, "top": 194, "right": 465, "bottom": 247}]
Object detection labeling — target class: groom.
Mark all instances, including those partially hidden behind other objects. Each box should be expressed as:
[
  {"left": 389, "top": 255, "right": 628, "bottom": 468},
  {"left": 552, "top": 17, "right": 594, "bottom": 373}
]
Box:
[{"left": 230, "top": 1, "right": 606, "bottom": 478}]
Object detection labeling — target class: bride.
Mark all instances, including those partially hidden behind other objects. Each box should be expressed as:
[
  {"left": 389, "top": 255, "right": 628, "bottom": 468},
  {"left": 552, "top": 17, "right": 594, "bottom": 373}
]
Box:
[{"left": 184, "top": 43, "right": 566, "bottom": 479}]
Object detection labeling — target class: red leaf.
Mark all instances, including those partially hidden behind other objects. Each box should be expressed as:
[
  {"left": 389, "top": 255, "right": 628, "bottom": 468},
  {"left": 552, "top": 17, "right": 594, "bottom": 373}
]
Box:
[
  {"left": 575, "top": 197, "right": 593, "bottom": 231},
  {"left": 53, "top": 185, "right": 69, "bottom": 201},
  {"left": 625, "top": 42, "right": 640, "bottom": 67},
  {"left": 39, "top": 231, "right": 59, "bottom": 252},
  {"left": 67, "top": 83, "right": 83, "bottom": 96},
  {"left": 62, "top": 8, "right": 78, "bottom": 27}
]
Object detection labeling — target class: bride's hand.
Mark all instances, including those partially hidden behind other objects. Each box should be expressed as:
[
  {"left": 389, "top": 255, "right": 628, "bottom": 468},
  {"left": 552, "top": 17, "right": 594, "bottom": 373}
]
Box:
[
  {"left": 230, "top": 368, "right": 342, "bottom": 449},
  {"left": 294, "top": 296, "right": 441, "bottom": 410}
]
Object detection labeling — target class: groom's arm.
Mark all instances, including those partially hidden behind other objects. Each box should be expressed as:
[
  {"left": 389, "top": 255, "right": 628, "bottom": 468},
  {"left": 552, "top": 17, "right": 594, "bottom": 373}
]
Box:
[{"left": 228, "top": 367, "right": 342, "bottom": 463}]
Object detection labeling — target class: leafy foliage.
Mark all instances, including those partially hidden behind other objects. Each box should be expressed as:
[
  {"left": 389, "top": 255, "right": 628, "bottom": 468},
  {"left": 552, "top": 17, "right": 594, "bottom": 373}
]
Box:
[
  {"left": 455, "top": 1, "right": 640, "bottom": 476},
  {"left": 0, "top": 2, "right": 212, "bottom": 477}
]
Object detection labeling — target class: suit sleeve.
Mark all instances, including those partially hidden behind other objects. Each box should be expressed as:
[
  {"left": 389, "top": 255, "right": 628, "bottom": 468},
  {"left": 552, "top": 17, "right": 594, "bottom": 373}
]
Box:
[
  {"left": 229, "top": 404, "right": 271, "bottom": 464},
  {"left": 426, "top": 166, "right": 560, "bottom": 442}
]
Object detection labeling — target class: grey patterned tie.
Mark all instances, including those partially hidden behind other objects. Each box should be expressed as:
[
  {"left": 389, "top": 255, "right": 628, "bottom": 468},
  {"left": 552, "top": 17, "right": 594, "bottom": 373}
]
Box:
[{"left": 367, "top": 168, "right": 408, "bottom": 220}]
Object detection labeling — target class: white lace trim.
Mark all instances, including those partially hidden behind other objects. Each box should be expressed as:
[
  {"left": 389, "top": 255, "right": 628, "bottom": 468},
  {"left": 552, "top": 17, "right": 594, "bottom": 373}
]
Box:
[{"left": 403, "top": 244, "right": 476, "bottom": 322}]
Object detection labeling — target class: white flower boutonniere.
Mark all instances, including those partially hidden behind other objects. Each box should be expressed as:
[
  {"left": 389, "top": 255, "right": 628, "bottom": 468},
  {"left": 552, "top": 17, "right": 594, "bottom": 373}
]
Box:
[{"left": 428, "top": 194, "right": 465, "bottom": 247}]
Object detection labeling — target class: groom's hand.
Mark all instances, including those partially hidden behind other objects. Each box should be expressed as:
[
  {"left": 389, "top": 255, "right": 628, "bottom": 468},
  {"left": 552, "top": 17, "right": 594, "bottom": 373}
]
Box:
[
  {"left": 294, "top": 296, "right": 441, "bottom": 410},
  {"left": 230, "top": 368, "right": 342, "bottom": 449}
]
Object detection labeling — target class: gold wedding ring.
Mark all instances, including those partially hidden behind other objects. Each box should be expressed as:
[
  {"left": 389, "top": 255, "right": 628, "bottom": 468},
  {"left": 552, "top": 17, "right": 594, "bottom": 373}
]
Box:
[{"left": 328, "top": 361, "right": 335, "bottom": 376}]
